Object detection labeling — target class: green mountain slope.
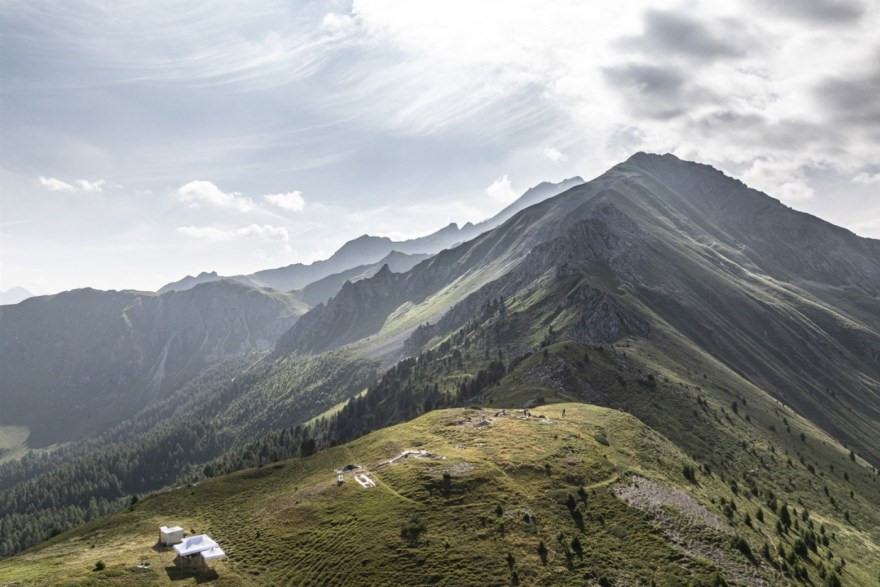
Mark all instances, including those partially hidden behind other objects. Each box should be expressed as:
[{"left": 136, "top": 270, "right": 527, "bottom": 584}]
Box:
[{"left": 2, "top": 395, "right": 877, "bottom": 586}]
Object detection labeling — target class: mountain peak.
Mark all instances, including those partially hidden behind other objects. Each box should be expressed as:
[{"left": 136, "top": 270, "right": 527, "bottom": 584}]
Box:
[{"left": 0, "top": 286, "right": 34, "bottom": 305}]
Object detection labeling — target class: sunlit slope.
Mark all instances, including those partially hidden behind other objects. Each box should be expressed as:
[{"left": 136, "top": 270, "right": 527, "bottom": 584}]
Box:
[{"left": 0, "top": 405, "right": 810, "bottom": 586}]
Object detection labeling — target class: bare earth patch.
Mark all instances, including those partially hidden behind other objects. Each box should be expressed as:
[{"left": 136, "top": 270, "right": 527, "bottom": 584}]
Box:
[{"left": 615, "top": 475, "right": 771, "bottom": 587}]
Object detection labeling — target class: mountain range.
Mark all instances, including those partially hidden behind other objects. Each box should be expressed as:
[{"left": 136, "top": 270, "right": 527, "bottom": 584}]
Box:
[
  {"left": 158, "top": 176, "right": 583, "bottom": 293},
  {"left": 0, "top": 154, "right": 878, "bottom": 586},
  {"left": 0, "top": 287, "right": 32, "bottom": 306}
]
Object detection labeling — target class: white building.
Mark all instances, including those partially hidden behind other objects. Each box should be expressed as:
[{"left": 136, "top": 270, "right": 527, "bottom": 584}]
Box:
[
  {"left": 173, "top": 534, "right": 226, "bottom": 573},
  {"left": 159, "top": 525, "right": 184, "bottom": 546}
]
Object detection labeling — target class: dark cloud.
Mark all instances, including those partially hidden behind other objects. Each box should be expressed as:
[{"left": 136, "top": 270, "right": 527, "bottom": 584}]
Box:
[
  {"left": 691, "top": 111, "right": 832, "bottom": 151},
  {"left": 619, "top": 10, "right": 747, "bottom": 60},
  {"left": 751, "top": 0, "right": 866, "bottom": 24},
  {"left": 602, "top": 63, "right": 713, "bottom": 120},
  {"left": 815, "top": 63, "right": 880, "bottom": 129}
]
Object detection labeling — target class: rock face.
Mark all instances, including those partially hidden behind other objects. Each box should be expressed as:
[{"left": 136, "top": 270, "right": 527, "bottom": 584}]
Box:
[
  {"left": 0, "top": 280, "right": 306, "bottom": 446},
  {"left": 277, "top": 265, "right": 406, "bottom": 355},
  {"left": 296, "top": 251, "right": 431, "bottom": 306}
]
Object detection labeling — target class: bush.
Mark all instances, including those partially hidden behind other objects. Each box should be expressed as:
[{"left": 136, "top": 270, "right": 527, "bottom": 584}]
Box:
[
  {"left": 537, "top": 541, "right": 548, "bottom": 565},
  {"left": 400, "top": 513, "right": 427, "bottom": 545},
  {"left": 732, "top": 536, "right": 754, "bottom": 562}
]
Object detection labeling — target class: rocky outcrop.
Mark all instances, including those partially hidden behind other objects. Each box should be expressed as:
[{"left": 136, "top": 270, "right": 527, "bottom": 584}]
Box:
[
  {"left": 276, "top": 265, "right": 406, "bottom": 355},
  {"left": 401, "top": 204, "right": 650, "bottom": 355}
]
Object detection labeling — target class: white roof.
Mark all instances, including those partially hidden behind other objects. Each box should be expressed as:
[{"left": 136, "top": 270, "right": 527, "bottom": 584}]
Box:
[
  {"left": 160, "top": 525, "right": 183, "bottom": 533},
  {"left": 201, "top": 546, "right": 226, "bottom": 560},
  {"left": 173, "top": 534, "right": 219, "bottom": 557}
]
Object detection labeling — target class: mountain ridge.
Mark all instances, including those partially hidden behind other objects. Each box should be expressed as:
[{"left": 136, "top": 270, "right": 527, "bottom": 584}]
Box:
[
  {"left": 158, "top": 176, "right": 584, "bottom": 294},
  {"left": 274, "top": 152, "right": 880, "bottom": 467},
  {"left": 0, "top": 280, "right": 308, "bottom": 446}
]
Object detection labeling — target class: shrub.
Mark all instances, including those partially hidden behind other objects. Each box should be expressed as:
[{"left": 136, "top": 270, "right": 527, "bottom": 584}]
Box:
[
  {"left": 571, "top": 536, "right": 583, "bottom": 558},
  {"left": 732, "top": 536, "right": 754, "bottom": 562},
  {"left": 400, "top": 513, "right": 427, "bottom": 545},
  {"left": 537, "top": 541, "right": 548, "bottom": 565}
]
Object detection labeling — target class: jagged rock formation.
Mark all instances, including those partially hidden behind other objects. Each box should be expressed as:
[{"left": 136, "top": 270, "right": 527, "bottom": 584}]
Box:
[{"left": 295, "top": 251, "right": 431, "bottom": 306}]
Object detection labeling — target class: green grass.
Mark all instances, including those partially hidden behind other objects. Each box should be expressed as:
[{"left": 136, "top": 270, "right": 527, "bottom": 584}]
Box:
[{"left": 0, "top": 404, "right": 786, "bottom": 586}]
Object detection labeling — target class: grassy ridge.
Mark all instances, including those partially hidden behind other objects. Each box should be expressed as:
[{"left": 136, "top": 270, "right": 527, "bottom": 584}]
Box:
[
  {"left": 2, "top": 325, "right": 879, "bottom": 584},
  {"left": 0, "top": 404, "right": 767, "bottom": 586}
]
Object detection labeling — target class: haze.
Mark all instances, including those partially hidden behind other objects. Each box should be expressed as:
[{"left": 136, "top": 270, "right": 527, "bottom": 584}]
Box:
[{"left": 1, "top": 0, "right": 878, "bottom": 294}]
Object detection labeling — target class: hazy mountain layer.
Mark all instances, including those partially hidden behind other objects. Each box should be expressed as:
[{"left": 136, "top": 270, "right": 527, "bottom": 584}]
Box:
[
  {"left": 159, "top": 177, "right": 583, "bottom": 294},
  {"left": 0, "top": 280, "right": 307, "bottom": 446},
  {"left": 0, "top": 287, "right": 33, "bottom": 306}
]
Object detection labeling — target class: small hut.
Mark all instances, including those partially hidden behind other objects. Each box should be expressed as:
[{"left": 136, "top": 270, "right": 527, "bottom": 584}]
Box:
[
  {"left": 159, "top": 525, "right": 184, "bottom": 546},
  {"left": 173, "top": 534, "right": 226, "bottom": 574}
]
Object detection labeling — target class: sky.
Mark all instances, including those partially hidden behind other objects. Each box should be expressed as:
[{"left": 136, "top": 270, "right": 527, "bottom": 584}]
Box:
[{"left": 1, "top": 0, "right": 878, "bottom": 295}]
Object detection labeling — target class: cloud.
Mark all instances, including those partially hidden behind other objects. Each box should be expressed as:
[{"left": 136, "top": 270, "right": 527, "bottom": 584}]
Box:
[
  {"left": 543, "top": 147, "right": 568, "bottom": 163},
  {"left": 853, "top": 172, "right": 880, "bottom": 184},
  {"left": 815, "top": 67, "right": 880, "bottom": 129},
  {"left": 485, "top": 175, "right": 517, "bottom": 204},
  {"left": 602, "top": 63, "right": 701, "bottom": 120},
  {"left": 39, "top": 176, "right": 105, "bottom": 192},
  {"left": 322, "top": 12, "right": 358, "bottom": 35},
  {"left": 176, "top": 180, "right": 254, "bottom": 212},
  {"left": 751, "top": 0, "right": 867, "bottom": 24},
  {"left": 741, "top": 158, "right": 815, "bottom": 202},
  {"left": 176, "top": 224, "right": 291, "bottom": 251},
  {"left": 619, "top": 10, "right": 749, "bottom": 61},
  {"left": 264, "top": 191, "right": 305, "bottom": 212}
]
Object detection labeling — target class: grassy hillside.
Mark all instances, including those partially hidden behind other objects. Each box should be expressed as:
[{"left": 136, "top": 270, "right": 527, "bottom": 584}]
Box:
[
  {"left": 3, "top": 326, "right": 879, "bottom": 585},
  {"left": 0, "top": 404, "right": 798, "bottom": 586}
]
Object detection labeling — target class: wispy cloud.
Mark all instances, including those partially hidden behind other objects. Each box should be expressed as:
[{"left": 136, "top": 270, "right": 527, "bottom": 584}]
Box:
[
  {"left": 853, "top": 171, "right": 880, "bottom": 185},
  {"left": 176, "top": 224, "right": 291, "bottom": 251},
  {"left": 176, "top": 181, "right": 254, "bottom": 212},
  {"left": 39, "top": 176, "right": 105, "bottom": 192},
  {"left": 741, "top": 158, "right": 815, "bottom": 202},
  {"left": 264, "top": 191, "right": 305, "bottom": 212}
]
